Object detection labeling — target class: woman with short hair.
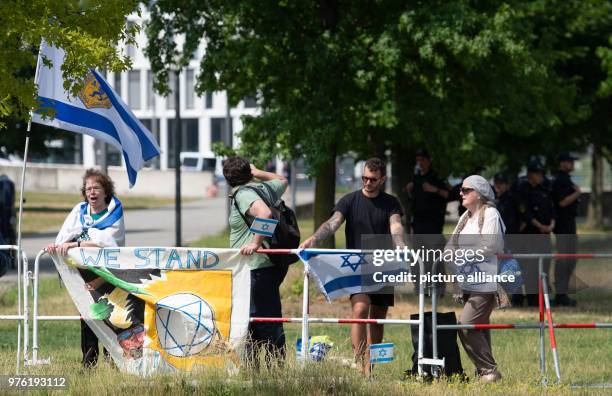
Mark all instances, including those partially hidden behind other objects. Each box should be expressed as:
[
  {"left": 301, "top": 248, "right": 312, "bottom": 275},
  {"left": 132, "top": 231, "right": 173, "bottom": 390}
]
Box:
[{"left": 46, "top": 169, "right": 125, "bottom": 367}]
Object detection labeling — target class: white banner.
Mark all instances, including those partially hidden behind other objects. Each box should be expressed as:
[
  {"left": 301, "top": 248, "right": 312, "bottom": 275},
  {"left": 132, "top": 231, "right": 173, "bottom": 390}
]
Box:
[{"left": 52, "top": 247, "right": 251, "bottom": 375}]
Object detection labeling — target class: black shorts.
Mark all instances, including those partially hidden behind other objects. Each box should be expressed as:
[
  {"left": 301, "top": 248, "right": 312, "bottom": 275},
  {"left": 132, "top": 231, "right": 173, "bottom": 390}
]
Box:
[{"left": 350, "top": 292, "right": 395, "bottom": 307}]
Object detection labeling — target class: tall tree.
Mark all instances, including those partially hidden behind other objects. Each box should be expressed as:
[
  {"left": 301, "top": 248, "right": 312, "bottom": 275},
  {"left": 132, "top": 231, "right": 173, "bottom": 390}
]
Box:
[
  {"left": 145, "top": 1, "right": 558, "bottom": 244},
  {"left": 519, "top": 0, "right": 612, "bottom": 228}
]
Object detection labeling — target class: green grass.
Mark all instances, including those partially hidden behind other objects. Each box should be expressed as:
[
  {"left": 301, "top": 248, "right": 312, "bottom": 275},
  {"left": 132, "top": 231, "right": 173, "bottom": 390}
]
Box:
[
  {"left": 17, "top": 191, "right": 192, "bottom": 234},
  {"left": 0, "top": 275, "right": 611, "bottom": 394},
  {"left": 2, "top": 218, "right": 611, "bottom": 394}
]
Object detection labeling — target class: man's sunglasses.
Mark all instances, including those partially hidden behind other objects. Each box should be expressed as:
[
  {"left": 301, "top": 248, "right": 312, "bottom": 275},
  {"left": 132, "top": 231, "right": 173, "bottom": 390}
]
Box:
[
  {"left": 362, "top": 176, "right": 380, "bottom": 184},
  {"left": 460, "top": 187, "right": 474, "bottom": 195}
]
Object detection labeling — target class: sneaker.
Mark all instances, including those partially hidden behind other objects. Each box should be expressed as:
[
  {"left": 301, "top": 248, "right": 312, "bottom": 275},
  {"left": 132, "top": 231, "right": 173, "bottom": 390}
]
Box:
[{"left": 478, "top": 369, "right": 502, "bottom": 383}]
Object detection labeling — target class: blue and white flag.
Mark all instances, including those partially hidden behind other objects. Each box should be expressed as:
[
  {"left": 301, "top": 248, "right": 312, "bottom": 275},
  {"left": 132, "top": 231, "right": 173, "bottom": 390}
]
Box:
[
  {"left": 369, "top": 343, "right": 394, "bottom": 364},
  {"left": 32, "top": 41, "right": 161, "bottom": 187},
  {"left": 249, "top": 217, "right": 278, "bottom": 237},
  {"left": 299, "top": 249, "right": 408, "bottom": 301}
]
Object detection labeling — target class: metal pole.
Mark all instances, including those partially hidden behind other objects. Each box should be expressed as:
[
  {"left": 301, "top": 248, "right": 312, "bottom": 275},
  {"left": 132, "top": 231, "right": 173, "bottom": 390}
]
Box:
[
  {"left": 32, "top": 250, "right": 43, "bottom": 363},
  {"left": 538, "top": 257, "right": 546, "bottom": 383},
  {"left": 431, "top": 264, "right": 439, "bottom": 378},
  {"left": 542, "top": 272, "right": 562, "bottom": 383},
  {"left": 300, "top": 265, "right": 309, "bottom": 364},
  {"left": 15, "top": 249, "right": 21, "bottom": 373},
  {"left": 18, "top": 132, "right": 31, "bottom": 368},
  {"left": 22, "top": 252, "right": 29, "bottom": 366},
  {"left": 174, "top": 69, "right": 182, "bottom": 246},
  {"left": 417, "top": 257, "right": 425, "bottom": 376},
  {"left": 100, "top": 143, "right": 108, "bottom": 175}
]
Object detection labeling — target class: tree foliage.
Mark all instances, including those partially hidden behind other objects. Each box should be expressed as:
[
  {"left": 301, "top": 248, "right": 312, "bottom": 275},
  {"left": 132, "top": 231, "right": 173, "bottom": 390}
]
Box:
[{"left": 0, "top": 0, "right": 139, "bottom": 129}]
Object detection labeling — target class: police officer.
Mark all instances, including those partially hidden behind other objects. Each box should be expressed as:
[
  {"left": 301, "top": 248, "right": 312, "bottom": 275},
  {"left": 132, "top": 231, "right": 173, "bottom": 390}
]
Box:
[
  {"left": 405, "top": 149, "right": 449, "bottom": 293},
  {"left": 551, "top": 153, "right": 580, "bottom": 306},
  {"left": 515, "top": 160, "right": 556, "bottom": 307},
  {"left": 405, "top": 149, "right": 449, "bottom": 234},
  {"left": 493, "top": 172, "right": 522, "bottom": 234}
]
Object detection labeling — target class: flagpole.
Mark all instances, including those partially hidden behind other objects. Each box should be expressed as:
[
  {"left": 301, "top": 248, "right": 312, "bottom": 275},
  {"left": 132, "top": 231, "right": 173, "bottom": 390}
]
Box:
[{"left": 17, "top": 43, "right": 43, "bottom": 367}]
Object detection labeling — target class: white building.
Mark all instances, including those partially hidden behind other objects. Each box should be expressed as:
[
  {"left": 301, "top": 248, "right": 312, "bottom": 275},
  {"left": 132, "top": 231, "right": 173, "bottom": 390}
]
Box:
[{"left": 78, "top": 13, "right": 259, "bottom": 171}]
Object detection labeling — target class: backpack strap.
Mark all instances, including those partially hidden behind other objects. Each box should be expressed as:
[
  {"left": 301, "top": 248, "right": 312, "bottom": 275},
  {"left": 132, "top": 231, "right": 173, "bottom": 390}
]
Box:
[
  {"left": 231, "top": 184, "right": 274, "bottom": 249},
  {"left": 231, "top": 184, "right": 275, "bottom": 227},
  {"left": 230, "top": 186, "right": 253, "bottom": 228}
]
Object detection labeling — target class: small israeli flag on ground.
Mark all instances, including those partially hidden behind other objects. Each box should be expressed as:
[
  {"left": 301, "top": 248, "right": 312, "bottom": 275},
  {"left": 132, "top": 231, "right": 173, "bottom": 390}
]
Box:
[
  {"left": 249, "top": 217, "right": 278, "bottom": 237},
  {"left": 369, "top": 343, "right": 394, "bottom": 364}
]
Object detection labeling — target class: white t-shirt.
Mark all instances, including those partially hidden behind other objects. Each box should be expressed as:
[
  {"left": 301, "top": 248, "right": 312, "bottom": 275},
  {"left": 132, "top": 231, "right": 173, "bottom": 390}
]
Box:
[{"left": 453, "top": 207, "right": 505, "bottom": 292}]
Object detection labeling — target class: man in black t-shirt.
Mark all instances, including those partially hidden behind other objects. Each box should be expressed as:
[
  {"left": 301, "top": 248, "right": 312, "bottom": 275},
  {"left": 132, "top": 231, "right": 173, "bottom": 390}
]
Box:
[{"left": 300, "top": 158, "right": 404, "bottom": 374}]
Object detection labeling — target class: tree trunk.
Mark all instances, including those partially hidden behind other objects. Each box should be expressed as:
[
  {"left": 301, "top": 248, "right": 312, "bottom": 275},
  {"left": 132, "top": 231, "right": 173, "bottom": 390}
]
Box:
[
  {"left": 586, "top": 145, "right": 604, "bottom": 229},
  {"left": 391, "top": 146, "right": 414, "bottom": 228},
  {"left": 313, "top": 145, "right": 337, "bottom": 248}
]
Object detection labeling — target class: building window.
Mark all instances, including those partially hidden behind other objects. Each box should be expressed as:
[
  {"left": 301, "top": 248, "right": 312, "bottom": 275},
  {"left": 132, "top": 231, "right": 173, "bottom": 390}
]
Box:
[
  {"left": 205, "top": 91, "right": 213, "bottom": 109},
  {"left": 114, "top": 73, "right": 122, "bottom": 98},
  {"left": 185, "top": 69, "right": 195, "bottom": 109},
  {"left": 167, "top": 118, "right": 199, "bottom": 168},
  {"left": 139, "top": 118, "right": 161, "bottom": 169},
  {"left": 94, "top": 140, "right": 122, "bottom": 167},
  {"left": 146, "top": 70, "right": 155, "bottom": 110},
  {"left": 243, "top": 95, "right": 257, "bottom": 108},
  {"left": 210, "top": 117, "right": 233, "bottom": 147},
  {"left": 128, "top": 70, "right": 141, "bottom": 110}
]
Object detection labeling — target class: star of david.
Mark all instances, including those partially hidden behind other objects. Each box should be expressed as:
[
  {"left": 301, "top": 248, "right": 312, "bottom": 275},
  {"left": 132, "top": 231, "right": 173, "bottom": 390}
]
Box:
[
  {"left": 261, "top": 223, "right": 270, "bottom": 231},
  {"left": 340, "top": 253, "right": 367, "bottom": 272},
  {"left": 457, "top": 262, "right": 482, "bottom": 277},
  {"left": 379, "top": 349, "right": 387, "bottom": 357}
]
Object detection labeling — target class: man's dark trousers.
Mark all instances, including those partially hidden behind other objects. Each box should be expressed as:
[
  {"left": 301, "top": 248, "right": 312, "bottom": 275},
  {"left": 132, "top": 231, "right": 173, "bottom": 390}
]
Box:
[{"left": 246, "top": 264, "right": 288, "bottom": 366}]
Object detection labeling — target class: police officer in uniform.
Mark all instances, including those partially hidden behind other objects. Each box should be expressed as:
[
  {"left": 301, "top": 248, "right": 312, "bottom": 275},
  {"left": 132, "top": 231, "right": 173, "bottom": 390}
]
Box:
[
  {"left": 515, "top": 160, "right": 556, "bottom": 307},
  {"left": 405, "top": 149, "right": 449, "bottom": 293},
  {"left": 493, "top": 172, "right": 522, "bottom": 234},
  {"left": 405, "top": 149, "right": 449, "bottom": 234},
  {"left": 551, "top": 153, "right": 581, "bottom": 306}
]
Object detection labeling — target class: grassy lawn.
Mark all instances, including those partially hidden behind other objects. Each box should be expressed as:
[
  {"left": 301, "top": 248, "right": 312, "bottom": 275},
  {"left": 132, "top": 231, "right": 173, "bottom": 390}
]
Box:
[
  {"left": 0, "top": 274, "right": 611, "bottom": 394},
  {"left": 0, "top": 221, "right": 609, "bottom": 394},
  {"left": 17, "top": 191, "right": 190, "bottom": 234}
]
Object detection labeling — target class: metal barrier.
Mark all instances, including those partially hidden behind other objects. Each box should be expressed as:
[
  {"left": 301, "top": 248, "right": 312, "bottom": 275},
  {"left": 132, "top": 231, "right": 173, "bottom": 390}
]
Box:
[
  {"left": 25, "top": 248, "right": 612, "bottom": 384},
  {"left": 430, "top": 253, "right": 612, "bottom": 385},
  {"left": 0, "top": 244, "right": 29, "bottom": 371},
  {"left": 28, "top": 248, "right": 431, "bottom": 374}
]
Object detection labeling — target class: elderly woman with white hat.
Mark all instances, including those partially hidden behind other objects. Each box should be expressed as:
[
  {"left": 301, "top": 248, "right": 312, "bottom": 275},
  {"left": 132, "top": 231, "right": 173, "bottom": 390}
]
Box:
[{"left": 447, "top": 175, "right": 506, "bottom": 383}]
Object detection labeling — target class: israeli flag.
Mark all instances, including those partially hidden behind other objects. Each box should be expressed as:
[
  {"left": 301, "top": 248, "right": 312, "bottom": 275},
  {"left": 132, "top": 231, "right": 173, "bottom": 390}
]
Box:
[
  {"left": 299, "top": 249, "right": 408, "bottom": 301},
  {"left": 32, "top": 41, "right": 161, "bottom": 187},
  {"left": 369, "top": 343, "right": 394, "bottom": 364},
  {"left": 249, "top": 217, "right": 278, "bottom": 237}
]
